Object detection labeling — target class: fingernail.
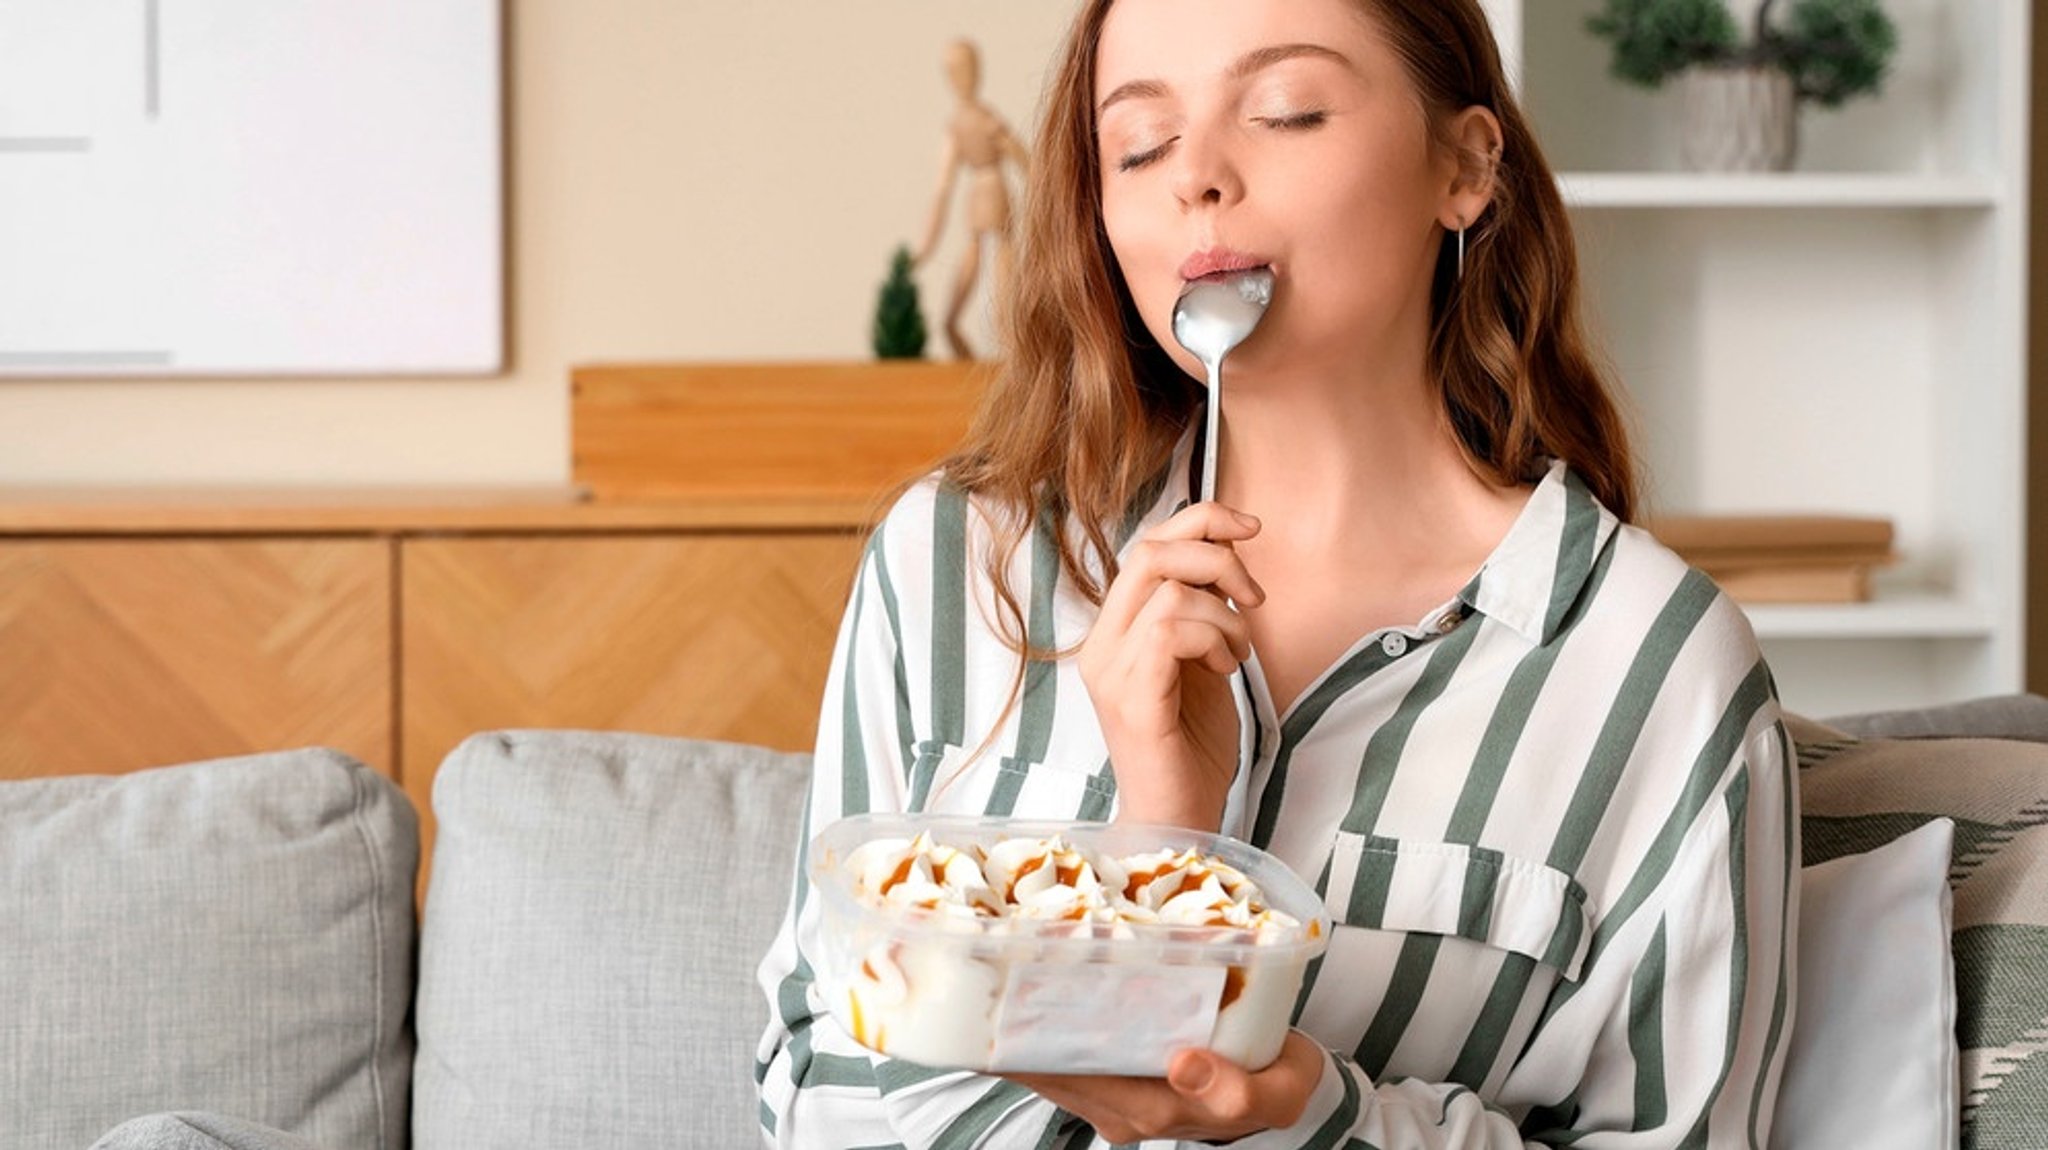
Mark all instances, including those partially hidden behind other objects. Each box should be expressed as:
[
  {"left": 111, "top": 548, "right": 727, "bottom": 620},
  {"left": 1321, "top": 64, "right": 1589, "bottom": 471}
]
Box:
[
  {"left": 1234, "top": 511, "right": 1260, "bottom": 529},
  {"left": 1172, "top": 1058, "right": 1216, "bottom": 1094}
]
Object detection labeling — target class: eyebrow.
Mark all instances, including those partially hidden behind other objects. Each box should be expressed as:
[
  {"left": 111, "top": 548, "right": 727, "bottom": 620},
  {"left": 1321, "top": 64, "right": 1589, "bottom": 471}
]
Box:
[{"left": 1096, "top": 42, "right": 1356, "bottom": 117}]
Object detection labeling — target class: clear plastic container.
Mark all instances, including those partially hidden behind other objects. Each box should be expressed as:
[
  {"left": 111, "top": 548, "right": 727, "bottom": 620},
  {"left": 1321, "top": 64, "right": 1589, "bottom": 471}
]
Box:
[{"left": 808, "top": 814, "right": 1330, "bottom": 1076}]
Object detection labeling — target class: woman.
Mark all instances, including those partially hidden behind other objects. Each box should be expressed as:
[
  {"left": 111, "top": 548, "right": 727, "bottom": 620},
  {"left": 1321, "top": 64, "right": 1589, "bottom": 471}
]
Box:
[{"left": 758, "top": 1, "right": 1796, "bottom": 1145}]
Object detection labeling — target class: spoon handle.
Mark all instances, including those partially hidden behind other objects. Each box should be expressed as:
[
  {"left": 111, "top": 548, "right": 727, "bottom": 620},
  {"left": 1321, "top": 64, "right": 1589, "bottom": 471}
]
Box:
[{"left": 1200, "top": 361, "right": 1221, "bottom": 505}]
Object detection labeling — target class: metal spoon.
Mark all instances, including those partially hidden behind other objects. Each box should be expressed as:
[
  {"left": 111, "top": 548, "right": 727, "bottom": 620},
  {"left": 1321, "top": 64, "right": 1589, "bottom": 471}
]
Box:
[{"left": 1171, "top": 268, "right": 1275, "bottom": 504}]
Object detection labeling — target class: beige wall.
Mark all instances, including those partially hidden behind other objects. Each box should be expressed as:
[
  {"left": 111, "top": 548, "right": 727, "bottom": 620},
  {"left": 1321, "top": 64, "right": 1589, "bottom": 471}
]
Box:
[{"left": 0, "top": 1, "right": 1080, "bottom": 487}]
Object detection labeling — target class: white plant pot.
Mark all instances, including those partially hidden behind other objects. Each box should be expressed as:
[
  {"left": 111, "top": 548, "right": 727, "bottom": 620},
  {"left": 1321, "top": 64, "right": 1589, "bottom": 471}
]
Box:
[{"left": 1679, "top": 64, "right": 1799, "bottom": 172}]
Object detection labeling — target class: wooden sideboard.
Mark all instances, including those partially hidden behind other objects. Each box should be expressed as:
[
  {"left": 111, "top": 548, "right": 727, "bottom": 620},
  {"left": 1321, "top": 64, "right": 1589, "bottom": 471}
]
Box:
[{"left": 0, "top": 361, "right": 986, "bottom": 879}]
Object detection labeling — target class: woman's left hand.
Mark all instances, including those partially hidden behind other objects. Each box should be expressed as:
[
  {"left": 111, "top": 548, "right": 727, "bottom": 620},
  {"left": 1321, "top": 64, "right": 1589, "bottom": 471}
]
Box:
[{"left": 1006, "top": 1030, "right": 1325, "bottom": 1144}]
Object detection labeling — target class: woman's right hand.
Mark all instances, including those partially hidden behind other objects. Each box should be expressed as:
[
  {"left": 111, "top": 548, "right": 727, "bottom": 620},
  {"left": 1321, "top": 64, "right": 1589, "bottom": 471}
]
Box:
[{"left": 1078, "top": 502, "right": 1265, "bottom": 831}]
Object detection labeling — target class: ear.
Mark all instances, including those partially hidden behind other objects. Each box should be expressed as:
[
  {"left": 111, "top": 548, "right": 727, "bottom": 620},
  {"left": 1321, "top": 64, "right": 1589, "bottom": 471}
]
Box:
[{"left": 1439, "top": 105, "right": 1504, "bottom": 231}]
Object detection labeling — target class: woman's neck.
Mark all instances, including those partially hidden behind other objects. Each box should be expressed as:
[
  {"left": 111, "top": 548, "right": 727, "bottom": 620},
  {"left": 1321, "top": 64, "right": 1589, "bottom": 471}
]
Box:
[{"left": 1209, "top": 356, "right": 1526, "bottom": 571}]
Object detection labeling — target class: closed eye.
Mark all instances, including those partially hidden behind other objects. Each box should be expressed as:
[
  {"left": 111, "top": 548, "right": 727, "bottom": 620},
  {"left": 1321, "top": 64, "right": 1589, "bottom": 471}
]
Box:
[
  {"left": 1117, "top": 139, "right": 1176, "bottom": 172},
  {"left": 1257, "top": 110, "right": 1328, "bottom": 130},
  {"left": 1114, "top": 110, "right": 1326, "bottom": 172}
]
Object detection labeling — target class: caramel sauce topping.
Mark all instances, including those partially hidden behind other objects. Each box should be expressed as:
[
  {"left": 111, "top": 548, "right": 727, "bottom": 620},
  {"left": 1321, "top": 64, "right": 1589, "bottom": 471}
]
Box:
[
  {"left": 1220, "top": 966, "right": 1248, "bottom": 1012},
  {"left": 1004, "top": 853, "right": 1043, "bottom": 902},
  {"left": 849, "top": 991, "right": 870, "bottom": 1048},
  {"left": 1122, "top": 864, "right": 1212, "bottom": 904},
  {"left": 1008, "top": 852, "right": 1088, "bottom": 898},
  {"left": 1122, "top": 868, "right": 1156, "bottom": 902},
  {"left": 881, "top": 855, "right": 916, "bottom": 894}
]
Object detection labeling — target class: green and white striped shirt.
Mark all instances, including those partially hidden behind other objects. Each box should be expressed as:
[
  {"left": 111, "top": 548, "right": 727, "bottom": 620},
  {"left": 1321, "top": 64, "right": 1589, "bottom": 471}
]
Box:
[{"left": 758, "top": 431, "right": 1797, "bottom": 1148}]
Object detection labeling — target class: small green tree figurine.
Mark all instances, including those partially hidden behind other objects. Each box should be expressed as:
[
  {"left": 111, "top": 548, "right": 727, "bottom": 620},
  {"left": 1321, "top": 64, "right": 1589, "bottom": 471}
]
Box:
[{"left": 872, "top": 245, "right": 928, "bottom": 360}]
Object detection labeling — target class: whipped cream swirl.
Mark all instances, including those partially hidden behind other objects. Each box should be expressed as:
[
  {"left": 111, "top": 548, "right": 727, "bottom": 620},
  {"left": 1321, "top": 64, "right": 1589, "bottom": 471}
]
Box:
[{"left": 844, "top": 831, "right": 1299, "bottom": 935}]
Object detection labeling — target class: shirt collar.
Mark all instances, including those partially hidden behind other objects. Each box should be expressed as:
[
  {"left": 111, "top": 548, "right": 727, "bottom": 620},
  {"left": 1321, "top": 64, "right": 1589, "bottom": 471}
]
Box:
[
  {"left": 1124, "top": 432, "right": 1619, "bottom": 647},
  {"left": 1458, "top": 459, "right": 1621, "bottom": 646}
]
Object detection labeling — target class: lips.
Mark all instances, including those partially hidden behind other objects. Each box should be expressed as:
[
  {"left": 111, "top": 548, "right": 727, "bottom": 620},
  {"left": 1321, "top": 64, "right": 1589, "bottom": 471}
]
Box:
[{"left": 1179, "top": 247, "right": 1273, "bottom": 283}]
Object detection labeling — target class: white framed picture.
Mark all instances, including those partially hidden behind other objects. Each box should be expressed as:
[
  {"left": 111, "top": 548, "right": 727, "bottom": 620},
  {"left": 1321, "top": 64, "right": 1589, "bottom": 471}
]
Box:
[{"left": 0, "top": 0, "right": 503, "bottom": 376}]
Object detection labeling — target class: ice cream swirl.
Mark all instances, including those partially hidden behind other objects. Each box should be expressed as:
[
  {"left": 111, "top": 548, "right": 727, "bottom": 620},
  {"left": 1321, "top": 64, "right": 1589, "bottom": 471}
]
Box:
[{"left": 844, "top": 832, "right": 1298, "bottom": 935}]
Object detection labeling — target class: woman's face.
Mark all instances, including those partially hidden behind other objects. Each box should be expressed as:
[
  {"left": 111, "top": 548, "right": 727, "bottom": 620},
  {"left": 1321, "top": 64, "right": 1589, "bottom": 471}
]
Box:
[{"left": 1094, "top": 0, "right": 1452, "bottom": 384}]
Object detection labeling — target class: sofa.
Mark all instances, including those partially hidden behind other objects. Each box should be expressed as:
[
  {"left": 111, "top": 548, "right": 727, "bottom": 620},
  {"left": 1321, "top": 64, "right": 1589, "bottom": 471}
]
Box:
[{"left": 6, "top": 699, "right": 2048, "bottom": 1149}]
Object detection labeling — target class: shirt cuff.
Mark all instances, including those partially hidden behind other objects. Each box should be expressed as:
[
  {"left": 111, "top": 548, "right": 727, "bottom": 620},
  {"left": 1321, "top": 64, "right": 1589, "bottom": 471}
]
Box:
[{"left": 1209, "top": 1043, "right": 1351, "bottom": 1150}]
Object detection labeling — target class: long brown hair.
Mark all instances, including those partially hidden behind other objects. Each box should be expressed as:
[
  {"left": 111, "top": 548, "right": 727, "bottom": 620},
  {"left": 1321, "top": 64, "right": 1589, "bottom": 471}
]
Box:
[{"left": 938, "top": 0, "right": 1637, "bottom": 663}]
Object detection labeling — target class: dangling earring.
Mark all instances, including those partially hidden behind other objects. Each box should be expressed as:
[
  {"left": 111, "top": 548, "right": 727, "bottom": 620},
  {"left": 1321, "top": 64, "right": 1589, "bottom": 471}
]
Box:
[{"left": 1456, "top": 218, "right": 1467, "bottom": 282}]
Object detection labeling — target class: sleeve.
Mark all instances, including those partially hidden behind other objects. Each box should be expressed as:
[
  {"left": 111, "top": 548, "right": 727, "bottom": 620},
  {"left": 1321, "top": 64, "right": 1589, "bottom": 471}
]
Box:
[
  {"left": 754, "top": 513, "right": 1089, "bottom": 1150},
  {"left": 1221, "top": 719, "right": 1800, "bottom": 1150}
]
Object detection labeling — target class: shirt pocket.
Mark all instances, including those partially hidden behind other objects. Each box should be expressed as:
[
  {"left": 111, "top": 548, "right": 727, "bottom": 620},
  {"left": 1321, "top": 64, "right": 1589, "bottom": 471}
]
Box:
[
  {"left": 906, "top": 740, "right": 1117, "bottom": 819},
  {"left": 989, "top": 752, "right": 1118, "bottom": 821},
  {"left": 1323, "top": 832, "right": 1593, "bottom": 983}
]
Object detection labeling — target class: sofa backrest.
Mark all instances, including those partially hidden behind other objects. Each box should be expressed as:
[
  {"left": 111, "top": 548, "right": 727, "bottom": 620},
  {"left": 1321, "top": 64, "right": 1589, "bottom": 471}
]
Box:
[
  {"left": 0, "top": 749, "right": 418, "bottom": 1150},
  {"left": 412, "top": 730, "right": 811, "bottom": 1150},
  {"left": 1792, "top": 713, "right": 2048, "bottom": 1148}
]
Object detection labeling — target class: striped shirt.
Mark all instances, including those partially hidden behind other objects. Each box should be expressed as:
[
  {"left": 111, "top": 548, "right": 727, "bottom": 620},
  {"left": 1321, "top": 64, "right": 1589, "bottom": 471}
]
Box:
[{"left": 757, "top": 429, "right": 1798, "bottom": 1149}]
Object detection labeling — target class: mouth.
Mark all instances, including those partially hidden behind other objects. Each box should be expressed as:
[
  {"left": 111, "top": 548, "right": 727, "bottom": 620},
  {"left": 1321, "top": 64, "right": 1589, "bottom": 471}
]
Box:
[{"left": 1179, "top": 247, "right": 1274, "bottom": 284}]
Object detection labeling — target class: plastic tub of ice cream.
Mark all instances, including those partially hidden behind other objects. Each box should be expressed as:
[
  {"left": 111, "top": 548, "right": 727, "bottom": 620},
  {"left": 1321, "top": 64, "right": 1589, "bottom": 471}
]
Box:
[{"left": 808, "top": 814, "right": 1330, "bottom": 1076}]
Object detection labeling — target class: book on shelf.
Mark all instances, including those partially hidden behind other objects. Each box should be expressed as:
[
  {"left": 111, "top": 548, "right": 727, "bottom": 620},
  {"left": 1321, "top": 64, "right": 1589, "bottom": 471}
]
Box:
[
  {"left": 1699, "top": 564, "right": 1874, "bottom": 605},
  {"left": 1641, "top": 515, "right": 1896, "bottom": 605}
]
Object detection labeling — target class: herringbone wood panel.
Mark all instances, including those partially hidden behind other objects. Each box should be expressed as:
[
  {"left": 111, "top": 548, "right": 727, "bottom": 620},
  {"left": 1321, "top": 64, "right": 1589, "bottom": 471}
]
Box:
[
  {"left": 0, "top": 540, "right": 392, "bottom": 779},
  {"left": 401, "top": 532, "right": 861, "bottom": 861}
]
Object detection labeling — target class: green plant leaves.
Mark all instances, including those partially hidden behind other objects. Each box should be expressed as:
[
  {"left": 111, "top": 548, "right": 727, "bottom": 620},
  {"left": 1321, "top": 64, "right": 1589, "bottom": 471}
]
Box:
[
  {"left": 1780, "top": 0, "right": 1900, "bottom": 109},
  {"left": 1586, "top": 0, "right": 1742, "bottom": 88},
  {"left": 1584, "top": 0, "right": 1897, "bottom": 109}
]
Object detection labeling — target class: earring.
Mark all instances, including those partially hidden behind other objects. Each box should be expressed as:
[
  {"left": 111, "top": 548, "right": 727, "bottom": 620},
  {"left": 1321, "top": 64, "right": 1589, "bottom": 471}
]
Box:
[{"left": 1456, "top": 218, "right": 1467, "bottom": 282}]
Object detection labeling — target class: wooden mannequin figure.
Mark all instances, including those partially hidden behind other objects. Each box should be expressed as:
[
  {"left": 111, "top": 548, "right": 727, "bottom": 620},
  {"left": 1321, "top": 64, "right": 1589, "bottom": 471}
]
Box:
[{"left": 912, "top": 39, "right": 1030, "bottom": 361}]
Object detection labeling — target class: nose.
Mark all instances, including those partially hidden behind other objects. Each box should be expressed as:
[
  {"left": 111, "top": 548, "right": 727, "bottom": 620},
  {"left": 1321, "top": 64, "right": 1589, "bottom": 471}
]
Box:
[{"left": 1169, "top": 123, "right": 1243, "bottom": 210}]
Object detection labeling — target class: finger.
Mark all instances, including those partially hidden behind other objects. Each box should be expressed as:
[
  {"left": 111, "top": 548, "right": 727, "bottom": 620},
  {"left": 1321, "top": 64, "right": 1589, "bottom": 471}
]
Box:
[
  {"left": 1097, "top": 504, "right": 1261, "bottom": 634},
  {"left": 1091, "top": 620, "right": 1239, "bottom": 731},
  {"left": 1108, "top": 502, "right": 1262, "bottom": 615},
  {"left": 1136, "top": 539, "right": 1267, "bottom": 606},
  {"left": 1130, "top": 584, "right": 1253, "bottom": 669},
  {"left": 1168, "top": 1049, "right": 1257, "bottom": 1129},
  {"left": 1162, "top": 1033, "right": 1327, "bottom": 1136},
  {"left": 1249, "top": 1030, "right": 1329, "bottom": 1129},
  {"left": 1149, "top": 501, "right": 1263, "bottom": 545},
  {"left": 1099, "top": 539, "right": 1266, "bottom": 637}
]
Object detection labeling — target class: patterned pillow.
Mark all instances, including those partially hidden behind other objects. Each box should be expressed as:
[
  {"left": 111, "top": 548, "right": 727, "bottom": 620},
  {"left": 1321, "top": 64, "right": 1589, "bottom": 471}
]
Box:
[{"left": 1789, "top": 714, "right": 2048, "bottom": 1150}]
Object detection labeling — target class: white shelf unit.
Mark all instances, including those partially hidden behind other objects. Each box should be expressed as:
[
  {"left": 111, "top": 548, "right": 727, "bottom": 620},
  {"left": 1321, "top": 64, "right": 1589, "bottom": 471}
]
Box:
[
  {"left": 1483, "top": 0, "right": 2031, "bottom": 718},
  {"left": 1556, "top": 173, "right": 2002, "bottom": 209}
]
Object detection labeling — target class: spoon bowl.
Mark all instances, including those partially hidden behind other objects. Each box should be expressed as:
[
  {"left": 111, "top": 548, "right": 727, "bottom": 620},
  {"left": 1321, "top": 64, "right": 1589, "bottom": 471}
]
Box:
[{"left": 1171, "top": 268, "right": 1275, "bottom": 504}]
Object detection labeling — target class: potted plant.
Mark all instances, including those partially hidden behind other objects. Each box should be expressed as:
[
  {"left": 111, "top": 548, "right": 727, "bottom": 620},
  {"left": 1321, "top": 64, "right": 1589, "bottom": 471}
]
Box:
[{"left": 1586, "top": 0, "right": 1899, "bottom": 171}]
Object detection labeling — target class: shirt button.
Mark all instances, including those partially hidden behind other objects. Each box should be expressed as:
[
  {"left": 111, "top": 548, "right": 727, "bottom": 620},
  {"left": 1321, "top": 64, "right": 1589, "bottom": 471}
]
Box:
[{"left": 1381, "top": 632, "right": 1409, "bottom": 657}]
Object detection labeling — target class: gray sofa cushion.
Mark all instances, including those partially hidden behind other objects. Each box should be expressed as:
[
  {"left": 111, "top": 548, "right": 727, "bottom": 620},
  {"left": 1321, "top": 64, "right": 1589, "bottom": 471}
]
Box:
[
  {"left": 0, "top": 750, "right": 417, "bottom": 1150},
  {"left": 93, "top": 1111, "right": 325, "bottom": 1150},
  {"left": 1825, "top": 692, "right": 2048, "bottom": 744},
  {"left": 412, "top": 731, "right": 811, "bottom": 1150}
]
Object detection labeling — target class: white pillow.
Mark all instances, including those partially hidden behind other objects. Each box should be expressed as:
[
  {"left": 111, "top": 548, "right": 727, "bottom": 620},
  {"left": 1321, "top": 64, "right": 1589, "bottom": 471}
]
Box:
[{"left": 1772, "top": 817, "right": 1958, "bottom": 1149}]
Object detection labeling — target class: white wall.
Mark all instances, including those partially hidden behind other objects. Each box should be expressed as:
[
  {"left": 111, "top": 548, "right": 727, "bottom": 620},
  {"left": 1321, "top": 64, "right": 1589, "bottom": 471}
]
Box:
[{"left": 0, "top": 0, "right": 1080, "bottom": 486}]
